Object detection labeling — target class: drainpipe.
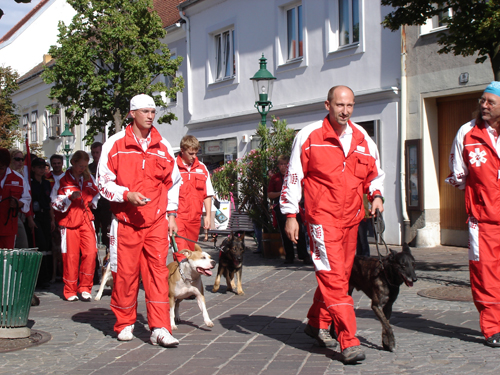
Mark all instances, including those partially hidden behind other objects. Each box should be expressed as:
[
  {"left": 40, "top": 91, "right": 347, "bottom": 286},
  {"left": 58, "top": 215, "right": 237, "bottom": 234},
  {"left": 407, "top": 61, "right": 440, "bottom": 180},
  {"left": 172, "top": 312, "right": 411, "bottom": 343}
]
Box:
[
  {"left": 400, "top": 25, "right": 411, "bottom": 244},
  {"left": 179, "top": 10, "right": 191, "bottom": 116}
]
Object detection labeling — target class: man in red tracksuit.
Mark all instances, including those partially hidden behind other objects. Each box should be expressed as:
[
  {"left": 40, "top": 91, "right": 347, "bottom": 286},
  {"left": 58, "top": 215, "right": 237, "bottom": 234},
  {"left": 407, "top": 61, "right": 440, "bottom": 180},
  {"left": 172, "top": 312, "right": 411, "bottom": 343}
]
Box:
[
  {"left": 97, "top": 94, "right": 181, "bottom": 347},
  {"left": 175, "top": 135, "right": 214, "bottom": 251},
  {"left": 446, "top": 81, "right": 500, "bottom": 348},
  {"left": 0, "top": 148, "right": 31, "bottom": 249},
  {"left": 281, "top": 86, "right": 384, "bottom": 364}
]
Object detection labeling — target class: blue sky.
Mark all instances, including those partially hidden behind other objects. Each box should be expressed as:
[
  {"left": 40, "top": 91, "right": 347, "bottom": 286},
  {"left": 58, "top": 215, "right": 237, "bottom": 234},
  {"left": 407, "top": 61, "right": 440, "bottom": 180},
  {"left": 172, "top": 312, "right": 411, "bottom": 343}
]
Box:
[{"left": 0, "top": 0, "right": 43, "bottom": 39}]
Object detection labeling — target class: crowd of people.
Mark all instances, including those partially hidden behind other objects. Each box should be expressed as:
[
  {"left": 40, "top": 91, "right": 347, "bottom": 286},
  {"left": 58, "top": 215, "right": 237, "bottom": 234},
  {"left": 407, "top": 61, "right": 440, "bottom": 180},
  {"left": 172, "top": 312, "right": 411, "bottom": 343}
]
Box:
[{"left": 2, "top": 82, "right": 499, "bottom": 363}]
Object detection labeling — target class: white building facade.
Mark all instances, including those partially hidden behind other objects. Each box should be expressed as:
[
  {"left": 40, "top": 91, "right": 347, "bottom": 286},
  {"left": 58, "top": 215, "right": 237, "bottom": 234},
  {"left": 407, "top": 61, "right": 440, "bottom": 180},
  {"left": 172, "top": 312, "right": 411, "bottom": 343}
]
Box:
[{"left": 169, "top": 0, "right": 402, "bottom": 244}]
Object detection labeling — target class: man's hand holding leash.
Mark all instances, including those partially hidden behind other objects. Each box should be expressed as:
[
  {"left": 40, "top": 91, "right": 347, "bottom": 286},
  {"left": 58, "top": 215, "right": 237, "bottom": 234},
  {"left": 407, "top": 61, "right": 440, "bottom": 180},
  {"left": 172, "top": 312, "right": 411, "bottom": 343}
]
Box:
[{"left": 371, "top": 196, "right": 384, "bottom": 216}]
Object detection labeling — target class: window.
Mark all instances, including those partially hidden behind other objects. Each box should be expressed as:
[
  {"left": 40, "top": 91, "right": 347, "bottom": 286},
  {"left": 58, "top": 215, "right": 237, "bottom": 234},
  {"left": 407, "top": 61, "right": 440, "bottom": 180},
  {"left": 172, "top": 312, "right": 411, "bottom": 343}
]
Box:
[
  {"left": 48, "top": 110, "right": 61, "bottom": 139},
  {"left": 420, "top": 5, "right": 453, "bottom": 35},
  {"left": 326, "top": 0, "right": 362, "bottom": 55},
  {"left": 214, "top": 29, "right": 235, "bottom": 81},
  {"left": 339, "top": 0, "right": 359, "bottom": 47},
  {"left": 30, "top": 111, "right": 38, "bottom": 143},
  {"left": 22, "top": 114, "right": 29, "bottom": 128},
  {"left": 286, "top": 4, "right": 303, "bottom": 60}
]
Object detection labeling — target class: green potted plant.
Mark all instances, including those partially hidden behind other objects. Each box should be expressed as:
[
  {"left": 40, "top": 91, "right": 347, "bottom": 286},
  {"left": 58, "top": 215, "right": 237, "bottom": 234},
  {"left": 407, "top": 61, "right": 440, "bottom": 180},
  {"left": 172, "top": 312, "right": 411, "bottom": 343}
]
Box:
[{"left": 211, "top": 116, "right": 296, "bottom": 236}]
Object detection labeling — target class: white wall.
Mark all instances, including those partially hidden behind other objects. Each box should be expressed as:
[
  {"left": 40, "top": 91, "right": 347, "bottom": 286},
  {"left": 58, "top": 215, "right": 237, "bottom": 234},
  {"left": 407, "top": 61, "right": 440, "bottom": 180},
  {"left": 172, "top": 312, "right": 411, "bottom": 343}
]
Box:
[{"left": 0, "top": 0, "right": 75, "bottom": 76}]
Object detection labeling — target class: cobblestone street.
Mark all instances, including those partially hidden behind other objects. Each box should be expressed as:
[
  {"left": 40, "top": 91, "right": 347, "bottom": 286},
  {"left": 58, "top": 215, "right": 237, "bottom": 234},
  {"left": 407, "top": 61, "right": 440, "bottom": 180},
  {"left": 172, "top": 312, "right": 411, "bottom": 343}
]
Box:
[{"left": 2, "top": 242, "right": 496, "bottom": 375}]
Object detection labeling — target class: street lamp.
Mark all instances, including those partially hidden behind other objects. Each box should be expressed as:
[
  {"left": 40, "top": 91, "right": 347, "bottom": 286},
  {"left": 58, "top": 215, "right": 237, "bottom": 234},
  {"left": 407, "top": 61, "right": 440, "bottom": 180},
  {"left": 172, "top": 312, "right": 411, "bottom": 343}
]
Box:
[
  {"left": 60, "top": 123, "right": 74, "bottom": 168},
  {"left": 250, "top": 54, "right": 276, "bottom": 125}
]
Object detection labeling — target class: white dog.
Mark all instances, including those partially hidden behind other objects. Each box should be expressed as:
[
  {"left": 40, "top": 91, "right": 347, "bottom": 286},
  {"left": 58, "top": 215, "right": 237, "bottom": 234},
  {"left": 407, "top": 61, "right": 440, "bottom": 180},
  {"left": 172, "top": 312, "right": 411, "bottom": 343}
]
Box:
[{"left": 167, "top": 245, "right": 216, "bottom": 330}]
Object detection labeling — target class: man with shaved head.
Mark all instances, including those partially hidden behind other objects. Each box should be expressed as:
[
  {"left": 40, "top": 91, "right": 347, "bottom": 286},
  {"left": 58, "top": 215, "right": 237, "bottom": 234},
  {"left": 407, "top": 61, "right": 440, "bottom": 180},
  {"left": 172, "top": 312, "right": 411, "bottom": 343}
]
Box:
[{"left": 281, "top": 86, "right": 385, "bottom": 364}]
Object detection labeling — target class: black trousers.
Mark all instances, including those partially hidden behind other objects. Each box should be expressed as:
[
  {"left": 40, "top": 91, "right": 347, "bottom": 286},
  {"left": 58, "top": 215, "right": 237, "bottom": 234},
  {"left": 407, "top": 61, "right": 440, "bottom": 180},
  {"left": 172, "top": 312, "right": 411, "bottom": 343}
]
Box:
[{"left": 275, "top": 206, "right": 308, "bottom": 261}]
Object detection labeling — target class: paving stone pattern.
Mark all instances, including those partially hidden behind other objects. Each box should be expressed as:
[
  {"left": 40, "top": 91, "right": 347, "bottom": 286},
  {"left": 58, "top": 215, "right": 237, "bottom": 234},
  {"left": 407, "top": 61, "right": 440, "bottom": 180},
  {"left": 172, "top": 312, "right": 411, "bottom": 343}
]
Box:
[{"left": 1, "top": 242, "right": 497, "bottom": 375}]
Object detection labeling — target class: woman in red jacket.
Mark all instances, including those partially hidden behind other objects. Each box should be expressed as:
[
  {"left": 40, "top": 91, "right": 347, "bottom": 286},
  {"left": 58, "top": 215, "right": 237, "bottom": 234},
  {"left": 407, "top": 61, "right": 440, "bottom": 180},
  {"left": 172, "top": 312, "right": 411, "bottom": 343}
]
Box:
[{"left": 51, "top": 150, "right": 100, "bottom": 302}]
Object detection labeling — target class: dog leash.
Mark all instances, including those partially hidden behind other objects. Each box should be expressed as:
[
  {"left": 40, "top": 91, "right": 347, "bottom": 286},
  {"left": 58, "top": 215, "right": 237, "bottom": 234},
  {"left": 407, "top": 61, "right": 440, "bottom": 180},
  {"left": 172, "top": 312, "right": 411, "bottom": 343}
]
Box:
[
  {"left": 172, "top": 233, "right": 221, "bottom": 250},
  {"left": 371, "top": 209, "right": 399, "bottom": 287},
  {"left": 371, "top": 208, "right": 389, "bottom": 260}
]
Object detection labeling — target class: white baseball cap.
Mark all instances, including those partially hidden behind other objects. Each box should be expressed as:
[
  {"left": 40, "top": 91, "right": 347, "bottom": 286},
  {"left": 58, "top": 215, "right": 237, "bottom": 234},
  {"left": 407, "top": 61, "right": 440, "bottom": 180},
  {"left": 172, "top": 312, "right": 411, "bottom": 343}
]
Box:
[{"left": 130, "top": 94, "right": 155, "bottom": 111}]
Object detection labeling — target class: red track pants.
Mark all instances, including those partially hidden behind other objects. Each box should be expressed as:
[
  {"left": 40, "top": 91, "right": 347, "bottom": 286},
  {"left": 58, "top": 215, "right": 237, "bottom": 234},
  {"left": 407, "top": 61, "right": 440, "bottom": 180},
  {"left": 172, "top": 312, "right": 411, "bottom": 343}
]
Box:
[
  {"left": 109, "top": 215, "right": 171, "bottom": 334},
  {"left": 175, "top": 217, "right": 200, "bottom": 251},
  {"left": 60, "top": 223, "right": 97, "bottom": 299},
  {"left": 306, "top": 223, "right": 360, "bottom": 350},
  {"left": 468, "top": 218, "right": 500, "bottom": 339},
  {"left": 0, "top": 235, "right": 15, "bottom": 249}
]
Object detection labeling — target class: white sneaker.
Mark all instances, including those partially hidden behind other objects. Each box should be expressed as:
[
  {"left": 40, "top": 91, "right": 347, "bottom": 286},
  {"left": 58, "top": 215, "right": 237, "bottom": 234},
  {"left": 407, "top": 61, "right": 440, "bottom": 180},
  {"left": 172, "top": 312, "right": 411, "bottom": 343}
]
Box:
[
  {"left": 67, "top": 295, "right": 79, "bottom": 302},
  {"left": 150, "top": 327, "right": 179, "bottom": 347},
  {"left": 80, "top": 292, "right": 92, "bottom": 302},
  {"left": 117, "top": 324, "right": 134, "bottom": 341}
]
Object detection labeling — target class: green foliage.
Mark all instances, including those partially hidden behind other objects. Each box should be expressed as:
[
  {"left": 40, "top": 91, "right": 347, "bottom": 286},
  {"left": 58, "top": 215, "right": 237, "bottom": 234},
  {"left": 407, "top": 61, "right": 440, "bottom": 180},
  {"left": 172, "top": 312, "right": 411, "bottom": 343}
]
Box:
[
  {"left": 381, "top": 0, "right": 500, "bottom": 80},
  {"left": 211, "top": 117, "right": 296, "bottom": 233},
  {"left": 42, "top": 0, "right": 184, "bottom": 145},
  {"left": 0, "top": 66, "right": 22, "bottom": 149}
]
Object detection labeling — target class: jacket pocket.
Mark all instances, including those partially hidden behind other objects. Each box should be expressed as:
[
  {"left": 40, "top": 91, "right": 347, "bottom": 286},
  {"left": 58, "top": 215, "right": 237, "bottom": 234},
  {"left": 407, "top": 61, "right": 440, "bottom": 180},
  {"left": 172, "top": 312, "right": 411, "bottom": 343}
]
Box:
[
  {"left": 195, "top": 175, "right": 205, "bottom": 190},
  {"left": 354, "top": 157, "right": 368, "bottom": 180}
]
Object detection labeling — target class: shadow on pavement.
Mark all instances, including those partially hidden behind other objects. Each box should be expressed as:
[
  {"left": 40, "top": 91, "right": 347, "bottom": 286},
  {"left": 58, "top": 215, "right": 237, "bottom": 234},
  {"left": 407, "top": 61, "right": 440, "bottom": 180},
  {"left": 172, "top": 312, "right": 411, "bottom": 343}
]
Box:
[
  {"left": 355, "top": 308, "right": 483, "bottom": 345},
  {"left": 71, "top": 308, "right": 149, "bottom": 341}
]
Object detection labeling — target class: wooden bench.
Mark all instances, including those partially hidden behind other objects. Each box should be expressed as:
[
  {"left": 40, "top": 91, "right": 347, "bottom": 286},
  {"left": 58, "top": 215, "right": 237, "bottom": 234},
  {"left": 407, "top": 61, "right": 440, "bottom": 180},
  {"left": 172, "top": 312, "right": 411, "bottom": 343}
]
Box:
[{"left": 208, "top": 210, "right": 254, "bottom": 247}]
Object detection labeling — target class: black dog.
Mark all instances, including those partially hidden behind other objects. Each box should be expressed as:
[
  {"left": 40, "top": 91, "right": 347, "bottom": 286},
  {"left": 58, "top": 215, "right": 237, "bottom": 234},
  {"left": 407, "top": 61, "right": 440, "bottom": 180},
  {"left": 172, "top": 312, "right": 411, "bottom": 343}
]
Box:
[
  {"left": 212, "top": 232, "right": 245, "bottom": 295},
  {"left": 349, "top": 243, "right": 417, "bottom": 352}
]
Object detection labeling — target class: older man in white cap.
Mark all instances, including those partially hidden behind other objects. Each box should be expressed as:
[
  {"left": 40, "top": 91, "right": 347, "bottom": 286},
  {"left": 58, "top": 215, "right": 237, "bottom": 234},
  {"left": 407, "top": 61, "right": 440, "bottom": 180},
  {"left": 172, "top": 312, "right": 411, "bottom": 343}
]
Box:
[
  {"left": 446, "top": 81, "right": 500, "bottom": 348},
  {"left": 97, "top": 94, "right": 181, "bottom": 347}
]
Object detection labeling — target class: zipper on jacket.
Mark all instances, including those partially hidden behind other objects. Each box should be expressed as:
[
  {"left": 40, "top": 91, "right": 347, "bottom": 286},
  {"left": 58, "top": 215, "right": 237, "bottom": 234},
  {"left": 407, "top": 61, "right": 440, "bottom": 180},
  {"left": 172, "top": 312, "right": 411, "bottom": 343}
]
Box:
[
  {"left": 142, "top": 158, "right": 145, "bottom": 170},
  {"left": 342, "top": 161, "right": 346, "bottom": 172}
]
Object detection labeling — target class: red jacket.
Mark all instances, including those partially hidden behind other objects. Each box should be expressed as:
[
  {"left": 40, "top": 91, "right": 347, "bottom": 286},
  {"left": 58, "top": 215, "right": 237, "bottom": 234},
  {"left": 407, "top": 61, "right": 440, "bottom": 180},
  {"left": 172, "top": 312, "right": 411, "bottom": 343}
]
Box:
[
  {"left": 0, "top": 168, "right": 31, "bottom": 236},
  {"left": 97, "top": 125, "right": 181, "bottom": 229},
  {"left": 446, "top": 120, "right": 500, "bottom": 224},
  {"left": 51, "top": 170, "right": 99, "bottom": 229},
  {"left": 176, "top": 155, "right": 213, "bottom": 222},
  {"left": 281, "top": 117, "right": 384, "bottom": 228}
]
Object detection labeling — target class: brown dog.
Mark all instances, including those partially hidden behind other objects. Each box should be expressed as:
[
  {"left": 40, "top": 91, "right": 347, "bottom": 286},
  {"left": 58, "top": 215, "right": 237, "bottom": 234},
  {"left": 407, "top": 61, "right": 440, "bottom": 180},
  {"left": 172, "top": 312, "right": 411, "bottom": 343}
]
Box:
[
  {"left": 167, "top": 245, "right": 216, "bottom": 330},
  {"left": 212, "top": 232, "right": 245, "bottom": 295}
]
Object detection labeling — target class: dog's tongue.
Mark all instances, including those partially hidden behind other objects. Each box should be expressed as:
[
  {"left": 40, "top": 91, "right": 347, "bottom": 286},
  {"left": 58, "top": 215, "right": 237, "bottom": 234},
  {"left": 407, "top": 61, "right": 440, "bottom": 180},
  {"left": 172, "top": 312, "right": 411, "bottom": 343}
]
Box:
[
  {"left": 404, "top": 279, "right": 414, "bottom": 287},
  {"left": 197, "top": 267, "right": 213, "bottom": 277}
]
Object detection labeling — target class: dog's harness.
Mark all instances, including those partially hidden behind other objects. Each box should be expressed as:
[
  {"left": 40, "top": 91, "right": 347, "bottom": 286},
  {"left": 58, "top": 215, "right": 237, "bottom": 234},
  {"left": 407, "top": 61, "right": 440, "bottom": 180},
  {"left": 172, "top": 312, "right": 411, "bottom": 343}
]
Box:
[
  {"left": 371, "top": 209, "right": 398, "bottom": 287},
  {"left": 171, "top": 233, "right": 193, "bottom": 283}
]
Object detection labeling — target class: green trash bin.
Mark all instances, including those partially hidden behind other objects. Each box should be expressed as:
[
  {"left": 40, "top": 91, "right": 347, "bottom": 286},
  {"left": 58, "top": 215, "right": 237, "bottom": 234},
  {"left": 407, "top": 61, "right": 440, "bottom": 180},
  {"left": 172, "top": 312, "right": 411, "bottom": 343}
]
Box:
[{"left": 0, "top": 248, "right": 42, "bottom": 339}]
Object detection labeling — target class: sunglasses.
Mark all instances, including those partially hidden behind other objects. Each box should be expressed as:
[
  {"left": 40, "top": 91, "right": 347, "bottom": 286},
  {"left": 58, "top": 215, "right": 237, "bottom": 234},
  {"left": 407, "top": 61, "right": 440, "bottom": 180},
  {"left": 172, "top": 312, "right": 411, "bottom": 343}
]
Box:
[{"left": 13, "top": 157, "right": 25, "bottom": 162}]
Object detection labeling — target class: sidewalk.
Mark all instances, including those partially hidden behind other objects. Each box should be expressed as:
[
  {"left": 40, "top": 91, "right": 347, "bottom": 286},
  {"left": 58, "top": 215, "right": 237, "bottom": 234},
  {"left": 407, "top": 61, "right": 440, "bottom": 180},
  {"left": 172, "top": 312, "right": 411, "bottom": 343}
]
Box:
[{"left": 2, "top": 241, "right": 497, "bottom": 374}]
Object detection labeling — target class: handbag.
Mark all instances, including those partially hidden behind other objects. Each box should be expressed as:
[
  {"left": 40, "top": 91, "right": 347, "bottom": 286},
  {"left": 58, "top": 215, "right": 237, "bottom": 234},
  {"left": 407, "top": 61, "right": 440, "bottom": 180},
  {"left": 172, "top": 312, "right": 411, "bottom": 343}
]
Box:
[{"left": 215, "top": 209, "right": 228, "bottom": 223}]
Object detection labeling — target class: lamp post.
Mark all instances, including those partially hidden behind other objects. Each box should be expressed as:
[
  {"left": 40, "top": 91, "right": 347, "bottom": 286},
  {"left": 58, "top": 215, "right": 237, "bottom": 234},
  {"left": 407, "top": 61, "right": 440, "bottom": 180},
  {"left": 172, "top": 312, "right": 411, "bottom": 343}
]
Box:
[
  {"left": 60, "top": 123, "right": 74, "bottom": 168},
  {"left": 250, "top": 54, "right": 276, "bottom": 125},
  {"left": 250, "top": 54, "right": 277, "bottom": 230}
]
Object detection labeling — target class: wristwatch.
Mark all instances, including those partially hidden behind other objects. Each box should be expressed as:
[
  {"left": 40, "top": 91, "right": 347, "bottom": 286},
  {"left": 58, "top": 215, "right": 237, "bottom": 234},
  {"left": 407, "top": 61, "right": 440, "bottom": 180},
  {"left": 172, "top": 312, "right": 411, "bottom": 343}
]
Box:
[
  {"left": 373, "top": 194, "right": 385, "bottom": 203},
  {"left": 168, "top": 212, "right": 177, "bottom": 218}
]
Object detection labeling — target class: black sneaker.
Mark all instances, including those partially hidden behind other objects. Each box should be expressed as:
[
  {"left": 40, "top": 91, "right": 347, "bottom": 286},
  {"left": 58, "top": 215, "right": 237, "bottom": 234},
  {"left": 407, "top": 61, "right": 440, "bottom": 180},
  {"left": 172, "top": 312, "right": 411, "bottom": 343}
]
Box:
[
  {"left": 304, "top": 323, "right": 337, "bottom": 348},
  {"left": 342, "top": 345, "right": 366, "bottom": 364},
  {"left": 486, "top": 333, "right": 500, "bottom": 347}
]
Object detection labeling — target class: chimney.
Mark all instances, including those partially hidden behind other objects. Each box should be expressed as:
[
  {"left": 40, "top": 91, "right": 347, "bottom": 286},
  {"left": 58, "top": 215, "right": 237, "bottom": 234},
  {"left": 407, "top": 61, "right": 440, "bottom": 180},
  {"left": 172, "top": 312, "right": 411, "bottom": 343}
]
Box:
[{"left": 43, "top": 54, "right": 52, "bottom": 64}]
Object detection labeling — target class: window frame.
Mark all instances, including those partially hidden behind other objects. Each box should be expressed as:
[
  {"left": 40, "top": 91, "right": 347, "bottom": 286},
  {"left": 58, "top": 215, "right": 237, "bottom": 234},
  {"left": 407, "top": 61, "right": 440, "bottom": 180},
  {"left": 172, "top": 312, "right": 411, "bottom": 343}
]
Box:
[
  {"left": 420, "top": 5, "right": 453, "bottom": 35},
  {"left": 212, "top": 27, "right": 236, "bottom": 83},
  {"left": 326, "top": 0, "right": 363, "bottom": 57},
  {"left": 285, "top": 3, "right": 303, "bottom": 62},
  {"left": 30, "top": 110, "right": 38, "bottom": 143},
  {"left": 276, "top": 1, "right": 306, "bottom": 68}
]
